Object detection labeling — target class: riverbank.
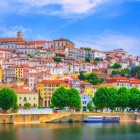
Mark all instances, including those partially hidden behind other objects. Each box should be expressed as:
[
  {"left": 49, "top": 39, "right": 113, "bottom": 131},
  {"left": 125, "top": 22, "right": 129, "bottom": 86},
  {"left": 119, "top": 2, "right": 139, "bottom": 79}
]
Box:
[{"left": 1, "top": 112, "right": 140, "bottom": 124}]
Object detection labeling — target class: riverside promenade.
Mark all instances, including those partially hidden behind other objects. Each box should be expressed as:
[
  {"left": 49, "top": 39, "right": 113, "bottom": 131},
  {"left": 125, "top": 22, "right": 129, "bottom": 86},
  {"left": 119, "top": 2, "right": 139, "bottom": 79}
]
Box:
[{"left": 1, "top": 112, "right": 140, "bottom": 124}]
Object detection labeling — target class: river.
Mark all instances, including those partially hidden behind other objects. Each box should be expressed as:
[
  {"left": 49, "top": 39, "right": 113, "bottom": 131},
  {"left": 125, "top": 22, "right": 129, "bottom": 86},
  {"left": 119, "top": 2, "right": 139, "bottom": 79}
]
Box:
[{"left": 0, "top": 122, "right": 140, "bottom": 140}]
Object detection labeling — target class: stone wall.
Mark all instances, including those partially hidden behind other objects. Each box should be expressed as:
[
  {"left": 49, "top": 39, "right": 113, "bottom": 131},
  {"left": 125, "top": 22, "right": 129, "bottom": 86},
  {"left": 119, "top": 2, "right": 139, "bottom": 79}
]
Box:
[{"left": 1, "top": 113, "right": 140, "bottom": 124}]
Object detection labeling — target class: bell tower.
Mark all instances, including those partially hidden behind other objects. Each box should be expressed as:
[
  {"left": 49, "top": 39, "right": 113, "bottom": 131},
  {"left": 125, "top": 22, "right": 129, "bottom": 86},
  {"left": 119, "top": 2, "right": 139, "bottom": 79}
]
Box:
[{"left": 17, "top": 32, "right": 22, "bottom": 38}]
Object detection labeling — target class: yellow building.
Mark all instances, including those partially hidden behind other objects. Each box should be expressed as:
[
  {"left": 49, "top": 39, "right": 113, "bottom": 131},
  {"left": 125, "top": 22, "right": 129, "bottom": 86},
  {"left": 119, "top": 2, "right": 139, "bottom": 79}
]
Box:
[
  {"left": 37, "top": 80, "right": 70, "bottom": 107},
  {"left": 13, "top": 87, "right": 38, "bottom": 108},
  {"left": 85, "top": 87, "right": 93, "bottom": 97},
  {"left": 0, "top": 67, "right": 3, "bottom": 82},
  {"left": 15, "top": 66, "right": 23, "bottom": 79}
]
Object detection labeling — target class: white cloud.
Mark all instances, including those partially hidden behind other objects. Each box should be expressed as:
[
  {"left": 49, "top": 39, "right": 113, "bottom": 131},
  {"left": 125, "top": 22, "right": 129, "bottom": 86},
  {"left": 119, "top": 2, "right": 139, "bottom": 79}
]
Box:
[
  {"left": 2, "top": 0, "right": 111, "bottom": 17},
  {"left": 75, "top": 31, "right": 140, "bottom": 56},
  {"left": 0, "top": 25, "right": 31, "bottom": 38}
]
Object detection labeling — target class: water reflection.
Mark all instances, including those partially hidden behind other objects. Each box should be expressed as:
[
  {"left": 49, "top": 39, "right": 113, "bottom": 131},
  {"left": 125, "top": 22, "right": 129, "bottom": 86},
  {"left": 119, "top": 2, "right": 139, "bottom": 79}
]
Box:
[{"left": 0, "top": 123, "right": 140, "bottom": 140}]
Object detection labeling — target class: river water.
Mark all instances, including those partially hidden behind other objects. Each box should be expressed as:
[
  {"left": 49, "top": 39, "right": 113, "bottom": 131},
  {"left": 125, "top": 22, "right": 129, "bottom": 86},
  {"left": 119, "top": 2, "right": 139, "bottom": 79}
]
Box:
[{"left": 0, "top": 123, "right": 140, "bottom": 140}]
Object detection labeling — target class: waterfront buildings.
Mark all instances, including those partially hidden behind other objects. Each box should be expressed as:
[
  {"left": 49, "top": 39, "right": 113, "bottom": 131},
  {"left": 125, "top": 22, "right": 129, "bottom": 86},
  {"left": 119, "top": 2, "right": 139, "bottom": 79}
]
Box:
[{"left": 0, "top": 32, "right": 140, "bottom": 109}]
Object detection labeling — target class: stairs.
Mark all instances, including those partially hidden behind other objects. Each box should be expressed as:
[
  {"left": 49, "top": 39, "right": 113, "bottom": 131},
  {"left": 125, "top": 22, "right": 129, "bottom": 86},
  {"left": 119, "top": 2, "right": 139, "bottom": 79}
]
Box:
[{"left": 40, "top": 113, "right": 71, "bottom": 123}]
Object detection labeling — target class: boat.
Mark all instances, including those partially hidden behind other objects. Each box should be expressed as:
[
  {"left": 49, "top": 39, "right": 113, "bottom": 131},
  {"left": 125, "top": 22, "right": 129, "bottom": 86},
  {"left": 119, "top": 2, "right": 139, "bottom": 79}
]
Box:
[{"left": 84, "top": 116, "right": 120, "bottom": 123}]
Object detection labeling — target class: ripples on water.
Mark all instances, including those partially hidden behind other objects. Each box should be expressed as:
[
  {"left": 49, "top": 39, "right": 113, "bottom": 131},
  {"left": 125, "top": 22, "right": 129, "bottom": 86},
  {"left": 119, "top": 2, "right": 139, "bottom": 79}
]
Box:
[{"left": 0, "top": 123, "right": 140, "bottom": 140}]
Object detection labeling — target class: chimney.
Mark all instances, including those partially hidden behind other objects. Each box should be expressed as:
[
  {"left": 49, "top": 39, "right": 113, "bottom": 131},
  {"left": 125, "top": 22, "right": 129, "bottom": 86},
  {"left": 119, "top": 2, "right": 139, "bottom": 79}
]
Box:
[{"left": 17, "top": 32, "right": 22, "bottom": 38}]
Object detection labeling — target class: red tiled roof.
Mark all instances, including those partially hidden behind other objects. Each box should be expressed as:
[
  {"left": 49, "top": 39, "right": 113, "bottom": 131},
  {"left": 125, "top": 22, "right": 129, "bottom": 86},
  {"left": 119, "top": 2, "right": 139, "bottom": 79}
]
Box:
[
  {"left": 0, "top": 38, "right": 28, "bottom": 43},
  {"left": 30, "top": 40, "right": 47, "bottom": 45},
  {"left": 13, "top": 87, "right": 37, "bottom": 94},
  {"left": 80, "top": 81, "right": 91, "bottom": 85},
  {"left": 40, "top": 80, "right": 62, "bottom": 85},
  {"left": 0, "top": 48, "right": 12, "bottom": 52},
  {"left": 106, "top": 77, "right": 140, "bottom": 84}
]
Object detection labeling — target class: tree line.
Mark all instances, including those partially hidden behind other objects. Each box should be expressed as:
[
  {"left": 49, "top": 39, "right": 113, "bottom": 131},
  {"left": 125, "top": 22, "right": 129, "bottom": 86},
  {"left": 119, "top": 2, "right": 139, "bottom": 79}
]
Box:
[{"left": 93, "top": 86, "right": 140, "bottom": 112}]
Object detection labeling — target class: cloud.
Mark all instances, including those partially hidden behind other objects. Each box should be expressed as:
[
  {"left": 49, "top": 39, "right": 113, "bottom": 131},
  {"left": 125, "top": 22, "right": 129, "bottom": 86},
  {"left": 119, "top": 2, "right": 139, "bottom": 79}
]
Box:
[
  {"left": 0, "top": 25, "right": 31, "bottom": 38},
  {"left": 0, "top": 0, "right": 111, "bottom": 17},
  {"left": 75, "top": 31, "right": 140, "bottom": 56}
]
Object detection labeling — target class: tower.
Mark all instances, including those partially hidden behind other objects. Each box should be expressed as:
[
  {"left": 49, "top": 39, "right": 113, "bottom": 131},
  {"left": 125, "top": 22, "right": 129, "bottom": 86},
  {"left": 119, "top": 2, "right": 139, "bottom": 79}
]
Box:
[{"left": 17, "top": 32, "right": 22, "bottom": 38}]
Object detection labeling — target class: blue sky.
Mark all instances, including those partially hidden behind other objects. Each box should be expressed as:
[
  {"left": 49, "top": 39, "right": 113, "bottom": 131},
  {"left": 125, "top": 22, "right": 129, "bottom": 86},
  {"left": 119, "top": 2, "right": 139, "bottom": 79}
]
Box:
[{"left": 0, "top": 0, "right": 140, "bottom": 55}]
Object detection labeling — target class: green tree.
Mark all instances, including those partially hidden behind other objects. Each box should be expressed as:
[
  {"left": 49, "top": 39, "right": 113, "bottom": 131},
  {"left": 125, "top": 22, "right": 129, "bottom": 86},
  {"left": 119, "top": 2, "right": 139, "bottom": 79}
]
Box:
[
  {"left": 53, "top": 58, "right": 62, "bottom": 63},
  {"left": 94, "top": 57, "right": 103, "bottom": 62},
  {"left": 52, "top": 87, "right": 69, "bottom": 109},
  {"left": 107, "top": 87, "right": 117, "bottom": 111},
  {"left": 27, "top": 54, "right": 33, "bottom": 58},
  {"left": 86, "top": 73, "right": 103, "bottom": 85},
  {"left": 78, "top": 72, "right": 85, "bottom": 80},
  {"left": 85, "top": 58, "right": 90, "bottom": 62},
  {"left": 87, "top": 102, "right": 93, "bottom": 111},
  {"left": 84, "top": 47, "right": 91, "bottom": 51},
  {"left": 37, "top": 104, "right": 42, "bottom": 109},
  {"left": 112, "top": 63, "right": 122, "bottom": 69},
  {"left": 49, "top": 104, "right": 54, "bottom": 109},
  {"left": 111, "top": 70, "right": 118, "bottom": 75},
  {"left": 130, "top": 66, "right": 140, "bottom": 79},
  {"left": 121, "top": 68, "right": 130, "bottom": 77},
  {"left": 0, "top": 88, "right": 17, "bottom": 111},
  {"left": 116, "top": 87, "right": 130, "bottom": 111},
  {"left": 68, "top": 88, "right": 81, "bottom": 110},
  {"left": 24, "top": 102, "right": 31, "bottom": 109},
  {"left": 93, "top": 87, "right": 109, "bottom": 112},
  {"left": 129, "top": 87, "right": 140, "bottom": 111},
  {"left": 12, "top": 103, "right": 19, "bottom": 111}
]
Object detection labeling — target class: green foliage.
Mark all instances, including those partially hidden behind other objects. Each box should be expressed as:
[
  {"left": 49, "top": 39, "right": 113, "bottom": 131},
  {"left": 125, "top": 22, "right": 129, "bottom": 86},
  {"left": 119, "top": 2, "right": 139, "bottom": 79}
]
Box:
[
  {"left": 94, "top": 57, "right": 103, "bottom": 62},
  {"left": 52, "top": 87, "right": 69, "bottom": 109},
  {"left": 37, "top": 104, "right": 42, "bottom": 109},
  {"left": 49, "top": 104, "right": 54, "bottom": 109},
  {"left": 112, "top": 63, "right": 122, "bottom": 69},
  {"left": 121, "top": 68, "right": 130, "bottom": 77},
  {"left": 87, "top": 102, "right": 93, "bottom": 111},
  {"left": 53, "top": 58, "right": 62, "bottom": 63},
  {"left": 107, "top": 87, "right": 117, "bottom": 111},
  {"left": 130, "top": 66, "right": 140, "bottom": 79},
  {"left": 68, "top": 88, "right": 81, "bottom": 110},
  {"left": 52, "top": 87, "right": 81, "bottom": 110},
  {"left": 27, "top": 54, "right": 33, "bottom": 58},
  {"left": 57, "top": 54, "right": 65, "bottom": 57},
  {"left": 12, "top": 103, "right": 19, "bottom": 110},
  {"left": 93, "top": 87, "right": 109, "bottom": 112},
  {"left": 85, "top": 58, "right": 90, "bottom": 62},
  {"left": 85, "top": 73, "right": 104, "bottom": 85},
  {"left": 78, "top": 72, "right": 85, "bottom": 80},
  {"left": 84, "top": 47, "right": 91, "bottom": 51},
  {"left": 111, "top": 70, "right": 118, "bottom": 75},
  {"left": 24, "top": 102, "right": 31, "bottom": 109},
  {"left": 129, "top": 87, "right": 140, "bottom": 111},
  {"left": 116, "top": 87, "right": 130, "bottom": 111},
  {"left": 79, "top": 72, "right": 104, "bottom": 85},
  {"left": 0, "top": 88, "right": 17, "bottom": 111}
]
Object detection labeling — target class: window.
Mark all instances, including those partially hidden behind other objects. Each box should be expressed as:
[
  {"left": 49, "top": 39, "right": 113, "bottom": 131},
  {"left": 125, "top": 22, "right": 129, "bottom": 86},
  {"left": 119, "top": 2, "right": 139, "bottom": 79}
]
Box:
[
  {"left": 34, "top": 97, "right": 36, "bottom": 100},
  {"left": 19, "top": 97, "right": 22, "bottom": 100}
]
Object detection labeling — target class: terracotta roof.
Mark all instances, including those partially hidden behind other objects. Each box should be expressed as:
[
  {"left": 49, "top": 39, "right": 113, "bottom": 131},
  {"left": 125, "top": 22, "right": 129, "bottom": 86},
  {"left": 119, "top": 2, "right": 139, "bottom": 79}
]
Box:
[
  {"left": 13, "top": 87, "right": 37, "bottom": 94},
  {"left": 38, "top": 70, "right": 51, "bottom": 75},
  {"left": 40, "top": 80, "right": 62, "bottom": 84},
  {"left": 16, "top": 42, "right": 35, "bottom": 45},
  {"left": 0, "top": 38, "right": 28, "bottom": 43},
  {"left": 0, "top": 48, "right": 12, "bottom": 52},
  {"left": 106, "top": 77, "right": 140, "bottom": 84},
  {"left": 13, "top": 56, "right": 29, "bottom": 59},
  {"left": 30, "top": 40, "right": 47, "bottom": 45},
  {"left": 80, "top": 81, "right": 91, "bottom": 85}
]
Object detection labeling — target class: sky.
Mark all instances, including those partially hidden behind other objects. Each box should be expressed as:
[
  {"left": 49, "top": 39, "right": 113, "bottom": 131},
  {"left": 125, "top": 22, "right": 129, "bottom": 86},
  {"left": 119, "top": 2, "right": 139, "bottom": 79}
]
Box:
[{"left": 0, "top": 0, "right": 140, "bottom": 55}]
